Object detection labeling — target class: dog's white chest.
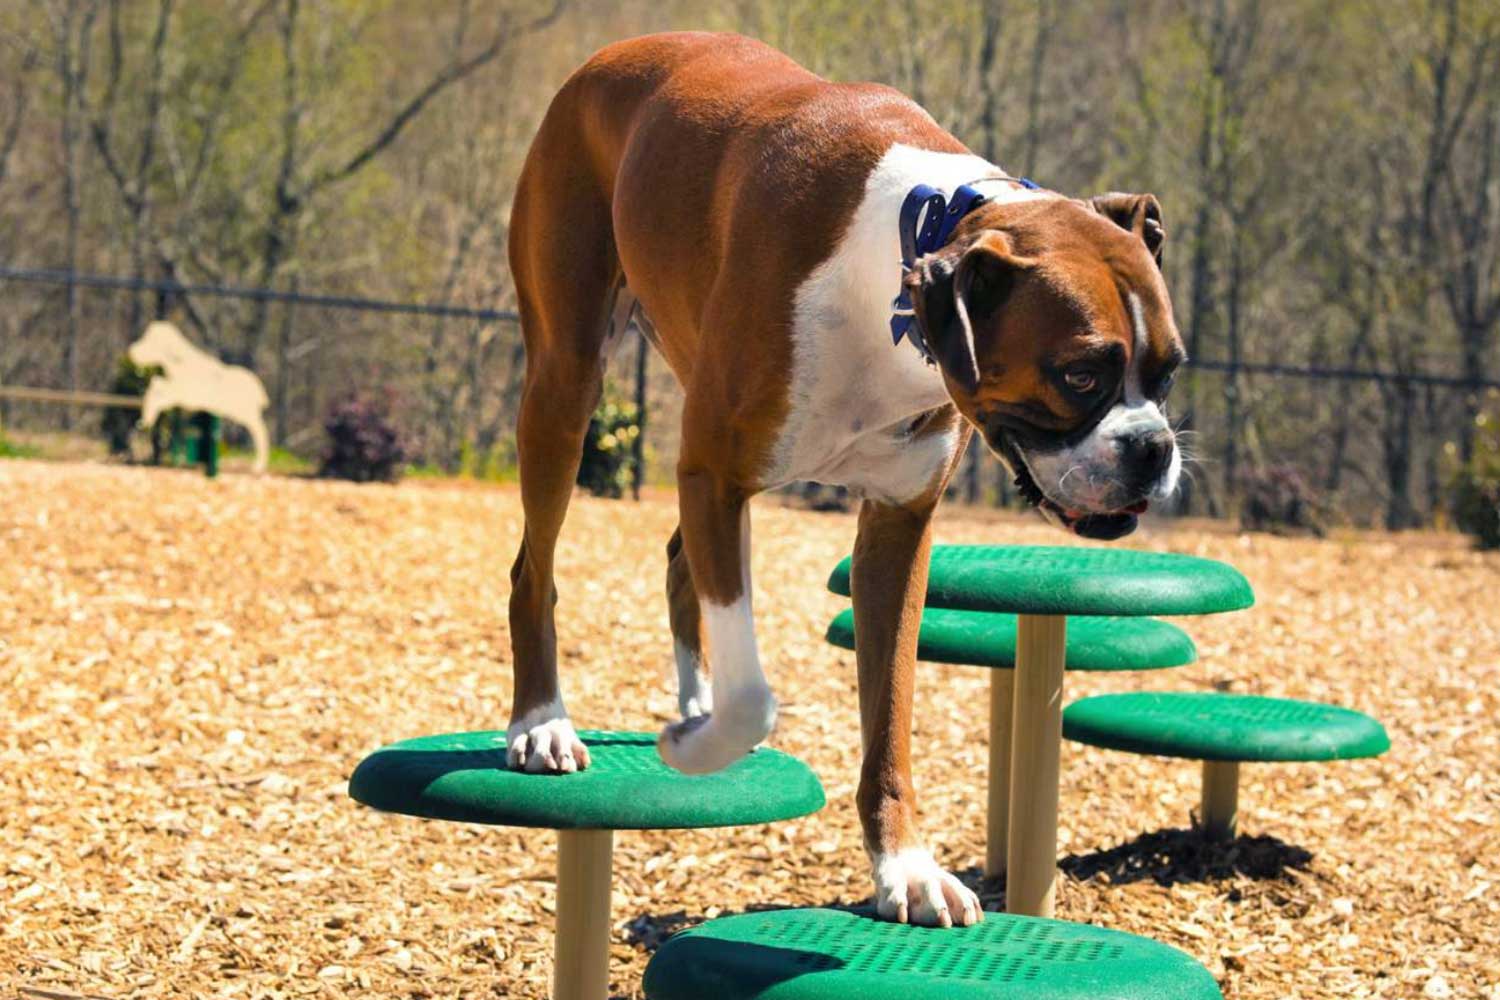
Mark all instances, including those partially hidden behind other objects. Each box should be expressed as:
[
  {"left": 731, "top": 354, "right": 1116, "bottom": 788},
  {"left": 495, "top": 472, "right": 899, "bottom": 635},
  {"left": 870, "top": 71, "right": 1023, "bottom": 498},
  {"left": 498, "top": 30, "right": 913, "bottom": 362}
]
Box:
[{"left": 767, "top": 145, "right": 1039, "bottom": 504}]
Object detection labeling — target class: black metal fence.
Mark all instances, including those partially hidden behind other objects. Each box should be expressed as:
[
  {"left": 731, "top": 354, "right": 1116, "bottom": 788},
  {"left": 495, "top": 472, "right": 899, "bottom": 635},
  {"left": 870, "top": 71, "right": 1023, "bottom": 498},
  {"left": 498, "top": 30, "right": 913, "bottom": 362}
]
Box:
[
  {"left": 0, "top": 266, "right": 529, "bottom": 471},
  {"left": 2, "top": 266, "right": 1495, "bottom": 527}
]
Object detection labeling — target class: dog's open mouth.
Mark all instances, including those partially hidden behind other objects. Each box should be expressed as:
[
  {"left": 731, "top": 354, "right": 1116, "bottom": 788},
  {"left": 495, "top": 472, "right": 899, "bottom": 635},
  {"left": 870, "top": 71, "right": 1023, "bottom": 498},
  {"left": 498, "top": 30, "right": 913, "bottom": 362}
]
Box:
[{"left": 999, "top": 438, "right": 1147, "bottom": 541}]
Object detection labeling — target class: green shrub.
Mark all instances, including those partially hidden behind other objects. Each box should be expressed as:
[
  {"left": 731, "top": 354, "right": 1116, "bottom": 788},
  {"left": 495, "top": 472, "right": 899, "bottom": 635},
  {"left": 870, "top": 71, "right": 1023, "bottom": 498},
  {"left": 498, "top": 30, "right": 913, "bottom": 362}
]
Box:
[
  {"left": 577, "top": 399, "right": 640, "bottom": 499},
  {"left": 1450, "top": 405, "right": 1500, "bottom": 549},
  {"left": 101, "top": 356, "right": 163, "bottom": 455},
  {"left": 458, "top": 439, "right": 518, "bottom": 482}
]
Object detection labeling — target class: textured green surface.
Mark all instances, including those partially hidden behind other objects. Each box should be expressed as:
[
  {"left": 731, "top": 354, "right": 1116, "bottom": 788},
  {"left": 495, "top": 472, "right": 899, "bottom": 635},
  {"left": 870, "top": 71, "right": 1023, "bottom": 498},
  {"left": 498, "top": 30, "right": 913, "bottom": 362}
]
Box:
[
  {"left": 348, "top": 730, "right": 825, "bottom": 830},
  {"left": 643, "top": 908, "right": 1222, "bottom": 1000},
  {"left": 1063, "top": 693, "right": 1391, "bottom": 762},
  {"left": 827, "top": 545, "right": 1254, "bottom": 617},
  {"left": 825, "top": 607, "right": 1196, "bottom": 671}
]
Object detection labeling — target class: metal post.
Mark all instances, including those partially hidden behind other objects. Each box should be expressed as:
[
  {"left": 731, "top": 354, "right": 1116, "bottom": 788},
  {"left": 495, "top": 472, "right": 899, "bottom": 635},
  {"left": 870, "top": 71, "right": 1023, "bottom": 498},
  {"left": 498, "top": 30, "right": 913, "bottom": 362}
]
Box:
[
  {"left": 554, "top": 828, "right": 614, "bottom": 1000},
  {"left": 1007, "top": 614, "right": 1067, "bottom": 917},
  {"left": 200, "top": 413, "right": 220, "bottom": 479},
  {"left": 631, "top": 333, "right": 647, "bottom": 501},
  {"left": 1200, "top": 760, "right": 1240, "bottom": 841},
  {"left": 985, "top": 669, "right": 1014, "bottom": 878}
]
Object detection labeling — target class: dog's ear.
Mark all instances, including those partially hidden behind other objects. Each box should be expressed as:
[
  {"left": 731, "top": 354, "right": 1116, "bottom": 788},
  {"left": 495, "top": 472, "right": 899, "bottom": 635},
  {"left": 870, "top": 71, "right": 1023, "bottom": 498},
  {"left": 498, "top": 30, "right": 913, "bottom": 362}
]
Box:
[
  {"left": 1088, "top": 192, "right": 1165, "bottom": 268},
  {"left": 907, "top": 231, "right": 1035, "bottom": 394}
]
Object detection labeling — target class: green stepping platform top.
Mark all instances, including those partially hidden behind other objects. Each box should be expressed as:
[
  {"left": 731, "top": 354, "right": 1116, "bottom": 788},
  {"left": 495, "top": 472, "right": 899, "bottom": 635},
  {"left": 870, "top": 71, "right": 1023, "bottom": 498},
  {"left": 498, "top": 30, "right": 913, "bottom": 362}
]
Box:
[
  {"left": 1063, "top": 693, "right": 1390, "bottom": 763},
  {"left": 348, "top": 730, "right": 825, "bottom": 830},
  {"left": 643, "top": 908, "right": 1222, "bottom": 1000},
  {"left": 825, "top": 607, "right": 1196, "bottom": 671},
  {"left": 828, "top": 544, "right": 1254, "bottom": 617}
]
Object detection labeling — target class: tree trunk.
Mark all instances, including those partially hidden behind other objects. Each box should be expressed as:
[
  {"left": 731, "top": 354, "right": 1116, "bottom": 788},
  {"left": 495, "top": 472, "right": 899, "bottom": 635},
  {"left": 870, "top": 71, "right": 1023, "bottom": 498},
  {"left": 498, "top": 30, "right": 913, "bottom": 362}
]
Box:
[
  {"left": 55, "top": 0, "right": 98, "bottom": 428},
  {"left": 274, "top": 275, "right": 298, "bottom": 445},
  {"left": 1383, "top": 378, "right": 1417, "bottom": 531},
  {"left": 1182, "top": 84, "right": 1219, "bottom": 516},
  {"left": 1223, "top": 208, "right": 1245, "bottom": 494}
]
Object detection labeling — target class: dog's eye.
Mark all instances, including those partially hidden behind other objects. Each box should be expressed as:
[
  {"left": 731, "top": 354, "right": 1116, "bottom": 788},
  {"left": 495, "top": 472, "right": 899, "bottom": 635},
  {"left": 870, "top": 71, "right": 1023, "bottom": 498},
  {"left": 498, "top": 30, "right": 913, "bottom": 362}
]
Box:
[
  {"left": 1063, "top": 370, "right": 1098, "bottom": 394},
  {"left": 1151, "top": 369, "right": 1178, "bottom": 401}
]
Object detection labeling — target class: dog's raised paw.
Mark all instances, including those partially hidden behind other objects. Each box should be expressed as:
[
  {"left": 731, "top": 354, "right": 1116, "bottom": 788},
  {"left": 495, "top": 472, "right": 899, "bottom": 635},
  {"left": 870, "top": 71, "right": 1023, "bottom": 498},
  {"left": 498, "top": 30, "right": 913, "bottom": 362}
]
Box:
[
  {"left": 872, "top": 848, "right": 983, "bottom": 928},
  {"left": 656, "top": 713, "right": 718, "bottom": 773},
  {"left": 505, "top": 711, "right": 591, "bottom": 774},
  {"left": 657, "top": 684, "right": 776, "bottom": 775}
]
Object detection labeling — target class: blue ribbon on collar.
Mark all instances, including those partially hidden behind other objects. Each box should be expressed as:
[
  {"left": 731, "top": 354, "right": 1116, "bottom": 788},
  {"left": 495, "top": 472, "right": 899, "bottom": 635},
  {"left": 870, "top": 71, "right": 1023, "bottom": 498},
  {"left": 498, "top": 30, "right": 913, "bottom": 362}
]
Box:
[{"left": 889, "top": 178, "right": 1038, "bottom": 363}]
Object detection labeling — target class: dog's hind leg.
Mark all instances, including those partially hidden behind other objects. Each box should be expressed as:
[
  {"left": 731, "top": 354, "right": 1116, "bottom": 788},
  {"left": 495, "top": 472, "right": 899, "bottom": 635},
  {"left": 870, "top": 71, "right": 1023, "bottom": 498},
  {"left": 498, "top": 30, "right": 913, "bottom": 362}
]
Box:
[
  {"left": 504, "top": 106, "right": 622, "bottom": 774},
  {"left": 665, "top": 527, "right": 712, "bottom": 718},
  {"left": 247, "top": 414, "right": 269, "bottom": 475}
]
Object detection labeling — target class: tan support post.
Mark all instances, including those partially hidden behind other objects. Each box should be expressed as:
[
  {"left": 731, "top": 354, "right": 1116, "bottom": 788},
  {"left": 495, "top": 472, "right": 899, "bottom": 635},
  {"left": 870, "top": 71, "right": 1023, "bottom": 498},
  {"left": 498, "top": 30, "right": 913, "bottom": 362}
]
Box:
[
  {"left": 1200, "top": 760, "right": 1241, "bottom": 841},
  {"left": 985, "top": 668, "right": 1015, "bottom": 878},
  {"left": 1006, "top": 614, "right": 1068, "bottom": 917},
  {"left": 554, "top": 828, "right": 614, "bottom": 1000}
]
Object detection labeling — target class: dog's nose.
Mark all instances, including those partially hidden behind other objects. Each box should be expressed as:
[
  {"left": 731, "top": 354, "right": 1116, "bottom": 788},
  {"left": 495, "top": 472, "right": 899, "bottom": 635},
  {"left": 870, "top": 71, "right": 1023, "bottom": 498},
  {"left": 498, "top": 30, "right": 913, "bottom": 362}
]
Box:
[{"left": 1120, "top": 429, "right": 1173, "bottom": 479}]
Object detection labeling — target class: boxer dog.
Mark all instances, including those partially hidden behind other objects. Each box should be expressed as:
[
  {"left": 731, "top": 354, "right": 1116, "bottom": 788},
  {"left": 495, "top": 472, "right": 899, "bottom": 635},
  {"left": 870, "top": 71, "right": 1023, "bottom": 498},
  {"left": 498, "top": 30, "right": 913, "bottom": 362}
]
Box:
[{"left": 505, "top": 33, "right": 1184, "bottom": 927}]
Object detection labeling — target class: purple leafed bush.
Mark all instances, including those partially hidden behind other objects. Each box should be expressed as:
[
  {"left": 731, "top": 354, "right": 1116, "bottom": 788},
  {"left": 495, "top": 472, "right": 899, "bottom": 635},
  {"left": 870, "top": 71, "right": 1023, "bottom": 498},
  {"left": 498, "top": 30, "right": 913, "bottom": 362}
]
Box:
[{"left": 320, "top": 392, "right": 409, "bottom": 483}]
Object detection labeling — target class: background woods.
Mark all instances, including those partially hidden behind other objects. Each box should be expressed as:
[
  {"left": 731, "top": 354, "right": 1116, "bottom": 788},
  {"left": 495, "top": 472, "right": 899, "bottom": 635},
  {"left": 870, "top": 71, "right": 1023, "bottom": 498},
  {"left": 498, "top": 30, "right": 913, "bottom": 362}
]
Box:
[{"left": 1, "top": 0, "right": 1498, "bottom": 528}]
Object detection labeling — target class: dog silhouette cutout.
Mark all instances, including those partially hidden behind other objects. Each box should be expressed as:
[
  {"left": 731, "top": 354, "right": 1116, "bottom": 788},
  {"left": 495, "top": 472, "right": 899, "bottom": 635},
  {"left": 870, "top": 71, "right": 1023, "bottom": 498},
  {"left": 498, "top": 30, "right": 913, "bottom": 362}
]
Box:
[{"left": 127, "top": 321, "right": 270, "bottom": 475}]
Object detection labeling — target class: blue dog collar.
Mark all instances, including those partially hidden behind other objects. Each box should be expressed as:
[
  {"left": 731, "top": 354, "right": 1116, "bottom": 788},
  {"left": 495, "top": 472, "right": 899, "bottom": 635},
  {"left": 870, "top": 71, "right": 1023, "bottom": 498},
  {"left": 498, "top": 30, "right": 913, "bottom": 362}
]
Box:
[{"left": 890, "top": 176, "right": 1039, "bottom": 364}]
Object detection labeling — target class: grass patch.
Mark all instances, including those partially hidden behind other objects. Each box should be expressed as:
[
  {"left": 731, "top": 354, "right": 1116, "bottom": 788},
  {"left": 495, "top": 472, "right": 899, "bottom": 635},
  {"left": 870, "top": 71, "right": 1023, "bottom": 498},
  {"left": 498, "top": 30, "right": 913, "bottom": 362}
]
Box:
[
  {"left": 0, "top": 432, "right": 42, "bottom": 459},
  {"left": 220, "top": 444, "right": 316, "bottom": 476}
]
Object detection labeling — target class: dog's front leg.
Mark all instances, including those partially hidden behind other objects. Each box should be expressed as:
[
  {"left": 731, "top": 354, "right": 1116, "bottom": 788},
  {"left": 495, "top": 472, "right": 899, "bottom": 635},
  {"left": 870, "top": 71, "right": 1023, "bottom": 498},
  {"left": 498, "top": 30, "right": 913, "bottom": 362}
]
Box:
[
  {"left": 138, "top": 379, "right": 166, "bottom": 430},
  {"left": 656, "top": 467, "right": 777, "bottom": 774},
  {"left": 852, "top": 498, "right": 982, "bottom": 927}
]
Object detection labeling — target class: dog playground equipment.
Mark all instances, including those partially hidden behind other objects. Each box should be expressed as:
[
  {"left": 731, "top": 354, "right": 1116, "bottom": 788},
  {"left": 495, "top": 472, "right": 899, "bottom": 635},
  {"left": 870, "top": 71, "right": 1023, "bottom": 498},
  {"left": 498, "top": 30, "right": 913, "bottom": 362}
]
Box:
[
  {"left": 127, "top": 321, "right": 271, "bottom": 474},
  {"left": 829, "top": 544, "right": 1253, "bottom": 918},
  {"left": 348, "top": 729, "right": 824, "bottom": 1000},
  {"left": 642, "top": 907, "right": 1223, "bottom": 1000},
  {"left": 826, "top": 607, "right": 1195, "bottom": 878},
  {"left": 1063, "top": 691, "right": 1390, "bottom": 840}
]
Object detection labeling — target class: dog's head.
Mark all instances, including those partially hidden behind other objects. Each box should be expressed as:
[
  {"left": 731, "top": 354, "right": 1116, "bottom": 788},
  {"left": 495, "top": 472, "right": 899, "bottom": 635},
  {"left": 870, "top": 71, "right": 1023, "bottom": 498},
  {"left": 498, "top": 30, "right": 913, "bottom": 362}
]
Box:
[
  {"left": 127, "top": 321, "right": 192, "bottom": 371},
  {"left": 907, "top": 192, "right": 1183, "bottom": 539}
]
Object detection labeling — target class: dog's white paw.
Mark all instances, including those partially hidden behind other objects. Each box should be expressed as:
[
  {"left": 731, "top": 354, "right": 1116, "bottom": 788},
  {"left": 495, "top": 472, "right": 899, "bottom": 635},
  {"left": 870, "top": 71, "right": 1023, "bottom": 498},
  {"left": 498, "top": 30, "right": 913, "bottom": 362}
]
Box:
[
  {"left": 657, "top": 684, "right": 776, "bottom": 774},
  {"left": 871, "top": 848, "right": 983, "bottom": 928},
  {"left": 506, "top": 705, "right": 590, "bottom": 774}
]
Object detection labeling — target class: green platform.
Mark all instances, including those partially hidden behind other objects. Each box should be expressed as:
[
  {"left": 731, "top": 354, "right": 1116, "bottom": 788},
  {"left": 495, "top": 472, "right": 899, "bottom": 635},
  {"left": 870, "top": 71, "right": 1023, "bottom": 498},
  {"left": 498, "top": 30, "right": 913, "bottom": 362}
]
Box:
[
  {"left": 643, "top": 908, "right": 1222, "bottom": 1000},
  {"left": 825, "top": 607, "right": 1196, "bottom": 670},
  {"left": 349, "top": 730, "right": 825, "bottom": 830},
  {"left": 828, "top": 545, "right": 1254, "bottom": 618},
  {"left": 1063, "top": 693, "right": 1390, "bottom": 762}
]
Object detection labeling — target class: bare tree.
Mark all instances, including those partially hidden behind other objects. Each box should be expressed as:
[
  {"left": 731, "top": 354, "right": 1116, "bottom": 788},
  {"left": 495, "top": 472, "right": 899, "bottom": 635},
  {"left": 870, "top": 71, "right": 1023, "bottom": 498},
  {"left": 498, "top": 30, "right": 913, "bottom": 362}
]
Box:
[
  {"left": 45, "top": 0, "right": 102, "bottom": 426},
  {"left": 87, "top": 0, "right": 172, "bottom": 344},
  {"left": 0, "top": 35, "right": 38, "bottom": 195},
  {"left": 241, "top": 0, "right": 566, "bottom": 363},
  {"left": 1426, "top": 4, "right": 1500, "bottom": 461}
]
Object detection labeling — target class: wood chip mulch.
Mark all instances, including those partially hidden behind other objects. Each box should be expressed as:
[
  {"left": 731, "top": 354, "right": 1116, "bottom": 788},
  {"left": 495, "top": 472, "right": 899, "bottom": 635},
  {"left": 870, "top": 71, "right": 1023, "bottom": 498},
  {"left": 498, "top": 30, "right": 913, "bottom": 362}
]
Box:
[{"left": 2, "top": 460, "right": 1496, "bottom": 999}]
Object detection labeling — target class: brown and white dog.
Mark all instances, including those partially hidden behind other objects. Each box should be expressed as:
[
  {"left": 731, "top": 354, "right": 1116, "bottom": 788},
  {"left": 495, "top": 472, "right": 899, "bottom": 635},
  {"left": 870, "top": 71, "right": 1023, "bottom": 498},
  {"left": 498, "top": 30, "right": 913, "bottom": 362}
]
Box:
[{"left": 504, "top": 33, "right": 1185, "bottom": 927}]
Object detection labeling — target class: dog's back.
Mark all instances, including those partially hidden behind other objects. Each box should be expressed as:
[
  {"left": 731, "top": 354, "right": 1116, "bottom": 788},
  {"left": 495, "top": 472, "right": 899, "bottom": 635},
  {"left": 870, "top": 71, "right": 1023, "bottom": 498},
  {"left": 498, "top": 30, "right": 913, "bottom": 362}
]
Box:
[{"left": 510, "top": 32, "right": 961, "bottom": 382}]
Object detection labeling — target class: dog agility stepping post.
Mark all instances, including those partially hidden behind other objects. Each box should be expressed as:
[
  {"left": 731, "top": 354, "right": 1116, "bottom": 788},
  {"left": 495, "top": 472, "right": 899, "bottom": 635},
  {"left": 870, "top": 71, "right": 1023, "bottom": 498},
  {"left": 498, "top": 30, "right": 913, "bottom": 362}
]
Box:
[
  {"left": 830, "top": 545, "right": 1252, "bottom": 917},
  {"left": 1063, "top": 691, "right": 1389, "bottom": 840},
  {"left": 643, "top": 907, "right": 1223, "bottom": 1000},
  {"left": 826, "top": 607, "right": 1195, "bottom": 877},
  {"left": 348, "top": 730, "right": 824, "bottom": 1000}
]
